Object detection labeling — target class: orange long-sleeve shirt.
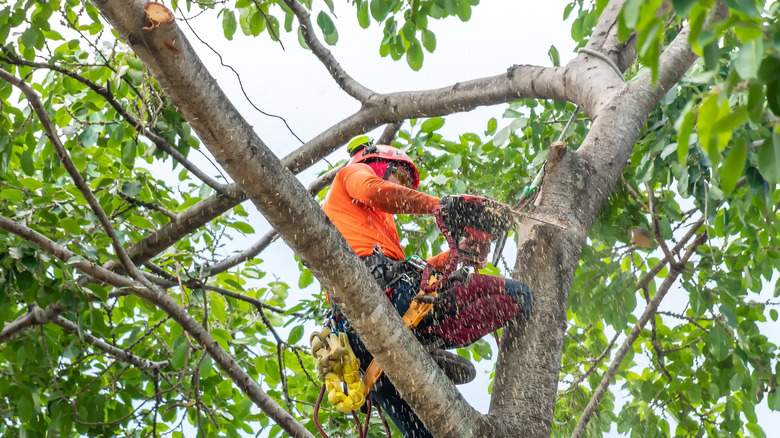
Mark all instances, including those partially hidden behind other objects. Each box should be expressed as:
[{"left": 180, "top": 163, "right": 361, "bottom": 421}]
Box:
[{"left": 322, "top": 163, "right": 449, "bottom": 268}]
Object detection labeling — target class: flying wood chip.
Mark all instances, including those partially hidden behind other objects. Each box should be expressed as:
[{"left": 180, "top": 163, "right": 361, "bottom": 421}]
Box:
[{"left": 143, "top": 2, "right": 174, "bottom": 30}]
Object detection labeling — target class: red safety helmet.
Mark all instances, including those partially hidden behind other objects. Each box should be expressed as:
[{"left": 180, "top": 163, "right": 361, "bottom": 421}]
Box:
[{"left": 348, "top": 143, "right": 420, "bottom": 189}]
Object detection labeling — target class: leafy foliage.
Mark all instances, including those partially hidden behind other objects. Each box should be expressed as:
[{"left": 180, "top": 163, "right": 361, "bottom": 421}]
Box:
[{"left": 0, "top": 0, "right": 778, "bottom": 437}]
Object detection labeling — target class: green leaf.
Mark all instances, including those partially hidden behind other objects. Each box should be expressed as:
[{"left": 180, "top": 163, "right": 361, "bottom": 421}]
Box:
[
  {"left": 172, "top": 343, "right": 188, "bottom": 368},
  {"left": 121, "top": 140, "right": 136, "bottom": 169},
  {"left": 230, "top": 221, "right": 255, "bottom": 234},
  {"left": 769, "top": 389, "right": 780, "bottom": 411},
  {"left": 212, "top": 294, "right": 226, "bottom": 323},
  {"left": 120, "top": 181, "right": 142, "bottom": 197},
  {"left": 316, "top": 12, "right": 338, "bottom": 45},
  {"left": 723, "top": 0, "right": 760, "bottom": 17},
  {"left": 708, "top": 325, "right": 730, "bottom": 361},
  {"left": 222, "top": 9, "right": 237, "bottom": 40},
  {"left": 756, "top": 132, "right": 780, "bottom": 183},
  {"left": 456, "top": 0, "right": 472, "bottom": 21},
  {"left": 298, "top": 268, "right": 313, "bottom": 288},
  {"left": 734, "top": 38, "right": 764, "bottom": 80},
  {"left": 59, "top": 218, "right": 82, "bottom": 234},
  {"left": 748, "top": 84, "right": 764, "bottom": 122},
  {"left": 370, "top": 0, "right": 391, "bottom": 21},
  {"left": 670, "top": 0, "right": 697, "bottom": 18},
  {"left": 287, "top": 325, "right": 304, "bottom": 345},
  {"left": 548, "top": 45, "right": 560, "bottom": 67},
  {"left": 745, "top": 423, "right": 766, "bottom": 438},
  {"left": 713, "top": 106, "right": 748, "bottom": 135},
  {"left": 421, "top": 29, "right": 436, "bottom": 53},
  {"left": 271, "top": 283, "right": 288, "bottom": 300},
  {"left": 128, "top": 215, "right": 154, "bottom": 229},
  {"left": 20, "top": 150, "right": 35, "bottom": 176},
  {"left": 0, "top": 188, "right": 23, "bottom": 202},
  {"left": 357, "top": 2, "right": 370, "bottom": 28},
  {"left": 677, "top": 111, "right": 695, "bottom": 162},
  {"left": 721, "top": 138, "right": 747, "bottom": 195},
  {"left": 21, "top": 27, "right": 38, "bottom": 49},
  {"left": 421, "top": 117, "right": 444, "bottom": 133},
  {"left": 406, "top": 38, "right": 423, "bottom": 71}
]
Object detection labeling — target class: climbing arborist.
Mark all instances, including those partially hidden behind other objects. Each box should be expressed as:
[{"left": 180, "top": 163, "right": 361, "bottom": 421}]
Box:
[{"left": 319, "top": 142, "right": 533, "bottom": 437}]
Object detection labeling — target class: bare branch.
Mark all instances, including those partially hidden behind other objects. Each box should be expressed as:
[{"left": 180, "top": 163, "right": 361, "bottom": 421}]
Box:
[
  {"left": 645, "top": 182, "right": 676, "bottom": 263},
  {"left": 377, "top": 122, "right": 403, "bottom": 145},
  {"left": 206, "top": 163, "right": 344, "bottom": 275}
]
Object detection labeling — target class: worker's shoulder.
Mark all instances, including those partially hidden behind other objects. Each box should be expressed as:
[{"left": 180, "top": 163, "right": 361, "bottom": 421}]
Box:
[{"left": 338, "top": 163, "right": 373, "bottom": 180}]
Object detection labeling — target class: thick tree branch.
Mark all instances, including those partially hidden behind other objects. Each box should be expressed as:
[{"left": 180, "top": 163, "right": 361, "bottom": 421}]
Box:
[
  {"left": 488, "top": 4, "right": 711, "bottom": 436},
  {"left": 377, "top": 122, "right": 403, "bottom": 145},
  {"left": 585, "top": 0, "right": 637, "bottom": 72}
]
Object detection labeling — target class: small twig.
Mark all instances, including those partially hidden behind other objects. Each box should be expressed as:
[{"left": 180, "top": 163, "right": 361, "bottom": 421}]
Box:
[
  {"left": 118, "top": 191, "right": 178, "bottom": 219},
  {"left": 645, "top": 182, "right": 676, "bottom": 263}
]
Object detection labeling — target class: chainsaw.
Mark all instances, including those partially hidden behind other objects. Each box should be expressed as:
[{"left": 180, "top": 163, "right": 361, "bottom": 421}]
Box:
[{"left": 438, "top": 194, "right": 516, "bottom": 266}]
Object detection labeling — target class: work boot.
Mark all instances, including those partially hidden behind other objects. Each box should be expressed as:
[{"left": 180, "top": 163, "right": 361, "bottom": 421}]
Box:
[{"left": 428, "top": 348, "right": 476, "bottom": 385}]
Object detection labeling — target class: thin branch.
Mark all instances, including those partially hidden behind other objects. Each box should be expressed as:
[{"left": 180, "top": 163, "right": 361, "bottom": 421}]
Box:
[
  {"left": 0, "top": 303, "right": 65, "bottom": 344},
  {"left": 53, "top": 316, "right": 170, "bottom": 371},
  {"left": 558, "top": 330, "right": 621, "bottom": 400},
  {"left": 205, "top": 162, "right": 346, "bottom": 275},
  {"left": 118, "top": 192, "right": 178, "bottom": 219},
  {"left": 636, "top": 217, "right": 704, "bottom": 291},
  {"left": 570, "top": 233, "right": 707, "bottom": 438},
  {"left": 645, "top": 182, "right": 676, "bottom": 263},
  {"left": 282, "top": 0, "right": 374, "bottom": 101}
]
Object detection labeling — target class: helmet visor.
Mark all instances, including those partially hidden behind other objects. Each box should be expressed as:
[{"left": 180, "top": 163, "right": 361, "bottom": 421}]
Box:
[{"left": 386, "top": 164, "right": 414, "bottom": 189}]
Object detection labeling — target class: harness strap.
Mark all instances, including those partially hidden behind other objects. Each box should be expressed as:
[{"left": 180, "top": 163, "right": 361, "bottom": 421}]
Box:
[{"left": 362, "top": 273, "right": 440, "bottom": 397}]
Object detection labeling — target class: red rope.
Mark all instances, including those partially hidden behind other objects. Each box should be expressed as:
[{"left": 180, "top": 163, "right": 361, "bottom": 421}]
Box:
[
  {"left": 314, "top": 384, "right": 329, "bottom": 438},
  {"left": 420, "top": 205, "right": 460, "bottom": 293}
]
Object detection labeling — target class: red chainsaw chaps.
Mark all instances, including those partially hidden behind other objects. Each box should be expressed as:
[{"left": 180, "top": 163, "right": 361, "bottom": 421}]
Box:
[{"left": 416, "top": 273, "right": 522, "bottom": 348}]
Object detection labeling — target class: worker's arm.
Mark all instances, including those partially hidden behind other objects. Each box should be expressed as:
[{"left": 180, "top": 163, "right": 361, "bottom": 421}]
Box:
[
  {"left": 426, "top": 251, "right": 451, "bottom": 271},
  {"left": 343, "top": 164, "right": 439, "bottom": 214}
]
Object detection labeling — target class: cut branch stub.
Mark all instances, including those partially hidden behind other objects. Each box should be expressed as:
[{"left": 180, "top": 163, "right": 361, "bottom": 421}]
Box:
[{"left": 143, "top": 2, "right": 174, "bottom": 30}]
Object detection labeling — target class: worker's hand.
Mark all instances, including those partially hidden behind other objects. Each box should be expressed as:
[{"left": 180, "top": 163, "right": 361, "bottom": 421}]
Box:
[{"left": 459, "top": 236, "right": 489, "bottom": 268}]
